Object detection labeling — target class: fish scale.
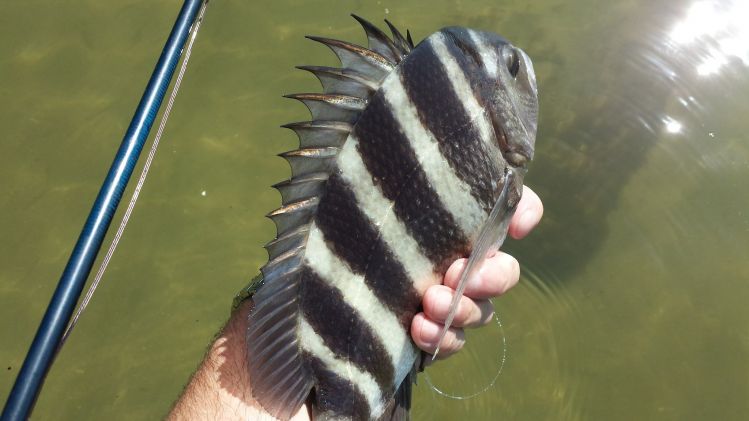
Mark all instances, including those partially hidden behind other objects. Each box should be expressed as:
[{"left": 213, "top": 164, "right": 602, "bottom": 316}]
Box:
[{"left": 235, "top": 15, "right": 539, "bottom": 421}]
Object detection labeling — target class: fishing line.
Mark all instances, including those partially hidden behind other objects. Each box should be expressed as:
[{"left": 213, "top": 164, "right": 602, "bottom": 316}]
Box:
[
  {"left": 58, "top": 0, "right": 210, "bottom": 349},
  {"left": 423, "top": 310, "right": 507, "bottom": 400}
]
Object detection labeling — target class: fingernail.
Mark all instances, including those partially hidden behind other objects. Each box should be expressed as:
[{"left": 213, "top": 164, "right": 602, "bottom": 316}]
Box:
[{"left": 421, "top": 321, "right": 439, "bottom": 347}]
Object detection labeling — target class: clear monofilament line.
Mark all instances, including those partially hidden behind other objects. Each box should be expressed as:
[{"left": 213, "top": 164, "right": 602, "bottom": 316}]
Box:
[
  {"left": 424, "top": 311, "right": 508, "bottom": 400},
  {"left": 58, "top": 0, "right": 210, "bottom": 349},
  {"left": 432, "top": 169, "right": 516, "bottom": 359}
]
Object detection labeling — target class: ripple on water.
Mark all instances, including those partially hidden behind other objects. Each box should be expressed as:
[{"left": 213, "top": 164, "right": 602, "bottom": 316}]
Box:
[{"left": 414, "top": 265, "right": 585, "bottom": 420}]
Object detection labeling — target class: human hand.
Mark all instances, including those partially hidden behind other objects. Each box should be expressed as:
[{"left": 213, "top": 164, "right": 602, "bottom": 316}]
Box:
[{"left": 411, "top": 185, "right": 543, "bottom": 360}]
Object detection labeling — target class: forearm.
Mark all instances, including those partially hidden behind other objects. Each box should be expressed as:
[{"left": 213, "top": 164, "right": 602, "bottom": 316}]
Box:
[{"left": 168, "top": 301, "right": 309, "bottom": 420}]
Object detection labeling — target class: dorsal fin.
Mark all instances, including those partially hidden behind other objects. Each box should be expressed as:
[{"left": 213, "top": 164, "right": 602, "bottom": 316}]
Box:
[{"left": 246, "top": 16, "right": 416, "bottom": 421}]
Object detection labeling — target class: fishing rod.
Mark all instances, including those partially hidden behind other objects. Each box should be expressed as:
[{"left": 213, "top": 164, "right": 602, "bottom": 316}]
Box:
[{"left": 1, "top": 1, "right": 205, "bottom": 419}]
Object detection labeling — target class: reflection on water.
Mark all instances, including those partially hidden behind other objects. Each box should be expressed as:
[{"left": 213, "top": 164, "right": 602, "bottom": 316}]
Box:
[
  {"left": 1, "top": 0, "right": 748, "bottom": 420},
  {"left": 669, "top": 0, "right": 749, "bottom": 76},
  {"left": 656, "top": 0, "right": 749, "bottom": 137},
  {"left": 663, "top": 116, "right": 683, "bottom": 134}
]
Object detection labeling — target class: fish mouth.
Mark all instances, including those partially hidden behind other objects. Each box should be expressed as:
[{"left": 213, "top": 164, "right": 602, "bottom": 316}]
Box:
[{"left": 489, "top": 110, "right": 531, "bottom": 169}]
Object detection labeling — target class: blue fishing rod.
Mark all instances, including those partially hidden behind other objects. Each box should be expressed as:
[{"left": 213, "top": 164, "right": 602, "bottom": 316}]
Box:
[{"left": 1, "top": 1, "right": 204, "bottom": 419}]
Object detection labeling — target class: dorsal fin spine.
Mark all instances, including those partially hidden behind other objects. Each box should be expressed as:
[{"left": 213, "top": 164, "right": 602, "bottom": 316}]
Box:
[
  {"left": 351, "top": 14, "right": 403, "bottom": 63},
  {"left": 305, "top": 35, "right": 394, "bottom": 82},
  {"left": 385, "top": 19, "right": 413, "bottom": 55},
  {"left": 264, "top": 225, "right": 310, "bottom": 260},
  {"left": 282, "top": 120, "right": 352, "bottom": 149},
  {"left": 284, "top": 93, "right": 365, "bottom": 123},
  {"left": 278, "top": 146, "right": 339, "bottom": 179},
  {"left": 304, "top": 35, "right": 393, "bottom": 69},
  {"left": 273, "top": 172, "right": 329, "bottom": 205},
  {"left": 266, "top": 196, "right": 320, "bottom": 237},
  {"left": 296, "top": 65, "right": 378, "bottom": 98}
]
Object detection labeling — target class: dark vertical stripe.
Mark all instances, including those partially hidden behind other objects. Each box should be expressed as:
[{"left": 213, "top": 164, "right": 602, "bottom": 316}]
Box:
[
  {"left": 304, "top": 352, "right": 372, "bottom": 420},
  {"left": 315, "top": 173, "right": 422, "bottom": 329},
  {"left": 400, "top": 41, "right": 500, "bottom": 212},
  {"left": 299, "top": 267, "right": 394, "bottom": 388},
  {"left": 353, "top": 91, "right": 470, "bottom": 272}
]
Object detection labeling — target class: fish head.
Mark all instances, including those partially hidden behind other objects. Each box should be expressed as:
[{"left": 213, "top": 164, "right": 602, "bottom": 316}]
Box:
[{"left": 439, "top": 28, "right": 539, "bottom": 171}]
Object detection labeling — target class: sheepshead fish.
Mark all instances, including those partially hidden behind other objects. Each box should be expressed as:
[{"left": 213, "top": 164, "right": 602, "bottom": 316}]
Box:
[{"left": 235, "top": 15, "right": 538, "bottom": 421}]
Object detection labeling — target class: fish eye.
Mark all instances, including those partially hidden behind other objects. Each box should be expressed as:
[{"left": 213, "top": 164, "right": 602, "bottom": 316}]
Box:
[{"left": 503, "top": 47, "right": 520, "bottom": 78}]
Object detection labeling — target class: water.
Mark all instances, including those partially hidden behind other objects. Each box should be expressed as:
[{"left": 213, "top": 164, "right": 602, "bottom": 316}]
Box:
[{"left": 1, "top": 0, "right": 748, "bottom": 419}]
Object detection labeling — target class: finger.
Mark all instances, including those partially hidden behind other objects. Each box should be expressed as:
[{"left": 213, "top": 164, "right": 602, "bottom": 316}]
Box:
[
  {"left": 509, "top": 185, "right": 543, "bottom": 240},
  {"left": 443, "top": 252, "right": 520, "bottom": 300},
  {"left": 411, "top": 313, "right": 465, "bottom": 359},
  {"left": 423, "top": 285, "right": 494, "bottom": 328}
]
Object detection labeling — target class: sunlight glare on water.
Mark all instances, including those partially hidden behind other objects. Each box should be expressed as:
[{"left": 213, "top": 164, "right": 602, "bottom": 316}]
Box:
[{"left": 668, "top": 0, "right": 749, "bottom": 76}]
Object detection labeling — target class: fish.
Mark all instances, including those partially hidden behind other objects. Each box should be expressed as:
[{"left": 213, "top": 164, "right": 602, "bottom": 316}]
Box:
[{"left": 234, "top": 14, "right": 539, "bottom": 421}]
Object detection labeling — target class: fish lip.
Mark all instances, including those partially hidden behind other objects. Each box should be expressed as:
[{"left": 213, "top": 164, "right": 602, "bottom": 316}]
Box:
[{"left": 489, "top": 107, "right": 532, "bottom": 170}]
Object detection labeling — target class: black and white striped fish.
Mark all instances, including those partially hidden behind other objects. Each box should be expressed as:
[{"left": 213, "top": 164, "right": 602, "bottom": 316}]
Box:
[{"left": 236, "top": 15, "right": 538, "bottom": 421}]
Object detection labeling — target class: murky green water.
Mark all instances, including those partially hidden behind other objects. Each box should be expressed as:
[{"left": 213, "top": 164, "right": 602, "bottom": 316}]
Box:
[{"left": 2, "top": 0, "right": 748, "bottom": 419}]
